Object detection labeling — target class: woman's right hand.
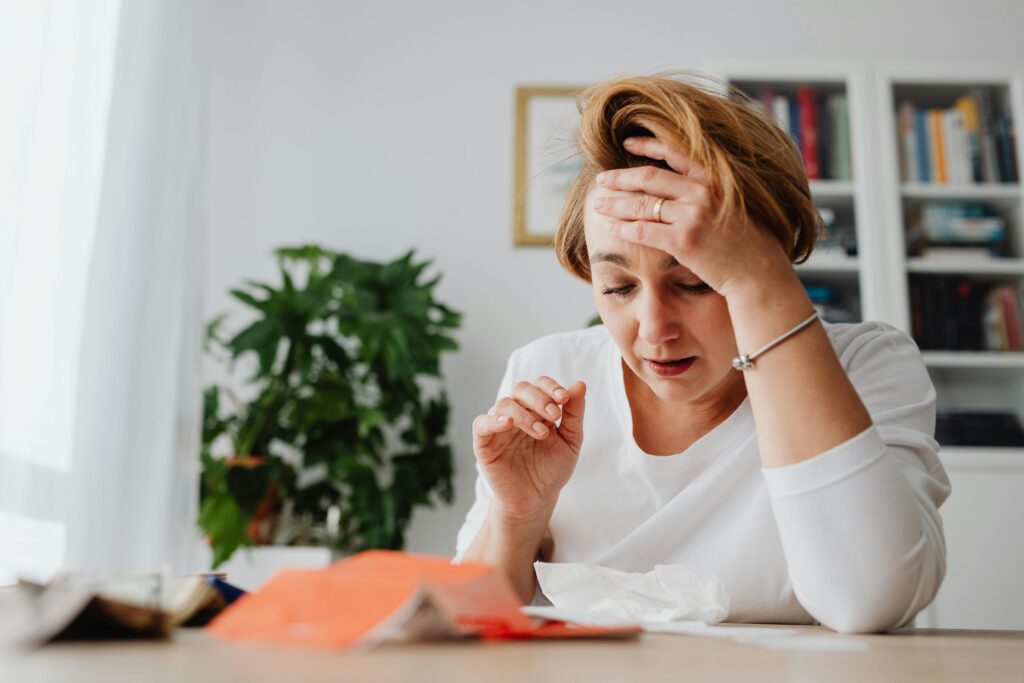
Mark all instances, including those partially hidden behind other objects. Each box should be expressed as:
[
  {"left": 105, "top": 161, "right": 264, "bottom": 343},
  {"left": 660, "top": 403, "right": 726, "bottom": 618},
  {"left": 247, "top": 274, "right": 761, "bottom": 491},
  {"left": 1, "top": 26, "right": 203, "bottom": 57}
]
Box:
[{"left": 471, "top": 377, "right": 587, "bottom": 521}]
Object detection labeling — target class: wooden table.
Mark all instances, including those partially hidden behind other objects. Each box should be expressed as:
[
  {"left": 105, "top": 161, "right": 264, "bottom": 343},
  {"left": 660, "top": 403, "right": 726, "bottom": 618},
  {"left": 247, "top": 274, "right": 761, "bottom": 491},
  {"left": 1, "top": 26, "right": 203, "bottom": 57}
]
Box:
[{"left": 1, "top": 625, "right": 1022, "bottom": 682}]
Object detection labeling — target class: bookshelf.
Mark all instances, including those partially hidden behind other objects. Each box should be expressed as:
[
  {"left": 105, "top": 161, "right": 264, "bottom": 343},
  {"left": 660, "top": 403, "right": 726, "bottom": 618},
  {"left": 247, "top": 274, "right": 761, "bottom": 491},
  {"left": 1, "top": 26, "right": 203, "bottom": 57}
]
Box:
[
  {"left": 877, "top": 64, "right": 1024, "bottom": 631},
  {"left": 875, "top": 65, "right": 1024, "bottom": 443},
  {"left": 703, "top": 60, "right": 1024, "bottom": 629}
]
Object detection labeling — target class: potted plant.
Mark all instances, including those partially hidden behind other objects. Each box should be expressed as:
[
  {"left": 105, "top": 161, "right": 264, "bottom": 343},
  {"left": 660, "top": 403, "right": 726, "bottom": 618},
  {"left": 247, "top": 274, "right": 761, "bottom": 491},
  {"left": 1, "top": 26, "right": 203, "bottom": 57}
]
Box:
[{"left": 199, "top": 245, "right": 461, "bottom": 576}]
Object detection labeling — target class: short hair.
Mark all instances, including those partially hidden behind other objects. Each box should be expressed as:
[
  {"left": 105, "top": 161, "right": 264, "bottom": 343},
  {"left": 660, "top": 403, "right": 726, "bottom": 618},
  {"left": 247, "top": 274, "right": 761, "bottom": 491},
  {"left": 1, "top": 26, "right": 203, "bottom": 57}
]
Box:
[{"left": 554, "top": 71, "right": 822, "bottom": 283}]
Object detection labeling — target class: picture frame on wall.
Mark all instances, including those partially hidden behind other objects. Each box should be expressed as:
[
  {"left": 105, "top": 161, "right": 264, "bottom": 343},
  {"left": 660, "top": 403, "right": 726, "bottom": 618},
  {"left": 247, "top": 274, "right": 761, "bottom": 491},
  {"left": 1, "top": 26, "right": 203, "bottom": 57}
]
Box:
[{"left": 513, "top": 86, "right": 586, "bottom": 247}]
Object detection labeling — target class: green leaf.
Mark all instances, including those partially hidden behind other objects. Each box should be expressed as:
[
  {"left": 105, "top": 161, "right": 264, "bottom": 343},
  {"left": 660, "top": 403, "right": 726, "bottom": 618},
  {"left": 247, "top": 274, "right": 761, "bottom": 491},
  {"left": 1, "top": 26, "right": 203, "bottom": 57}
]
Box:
[{"left": 198, "top": 494, "right": 251, "bottom": 568}]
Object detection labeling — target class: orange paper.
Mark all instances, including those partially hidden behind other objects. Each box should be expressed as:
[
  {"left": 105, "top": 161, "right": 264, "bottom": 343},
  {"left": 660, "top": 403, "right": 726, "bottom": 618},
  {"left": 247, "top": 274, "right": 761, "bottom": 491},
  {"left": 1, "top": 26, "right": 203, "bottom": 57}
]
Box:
[{"left": 207, "top": 550, "right": 638, "bottom": 649}]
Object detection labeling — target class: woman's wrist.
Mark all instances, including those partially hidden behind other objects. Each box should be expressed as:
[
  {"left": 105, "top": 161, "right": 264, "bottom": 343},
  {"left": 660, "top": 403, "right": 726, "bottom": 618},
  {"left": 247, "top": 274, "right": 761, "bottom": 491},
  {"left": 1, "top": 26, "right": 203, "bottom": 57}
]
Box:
[
  {"left": 490, "top": 499, "right": 556, "bottom": 537},
  {"left": 726, "top": 264, "right": 812, "bottom": 325}
]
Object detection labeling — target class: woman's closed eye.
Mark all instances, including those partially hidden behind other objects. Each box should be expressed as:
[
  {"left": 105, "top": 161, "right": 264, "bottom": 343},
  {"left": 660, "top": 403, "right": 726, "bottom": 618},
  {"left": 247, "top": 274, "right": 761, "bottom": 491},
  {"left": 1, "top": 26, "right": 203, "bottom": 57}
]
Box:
[{"left": 601, "top": 282, "right": 713, "bottom": 297}]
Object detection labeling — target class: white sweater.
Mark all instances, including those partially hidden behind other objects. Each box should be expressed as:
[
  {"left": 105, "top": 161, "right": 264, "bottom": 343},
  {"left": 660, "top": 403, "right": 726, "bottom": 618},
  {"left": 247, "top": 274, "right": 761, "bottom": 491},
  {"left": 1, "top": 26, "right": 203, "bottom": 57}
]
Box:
[{"left": 453, "top": 321, "right": 951, "bottom": 633}]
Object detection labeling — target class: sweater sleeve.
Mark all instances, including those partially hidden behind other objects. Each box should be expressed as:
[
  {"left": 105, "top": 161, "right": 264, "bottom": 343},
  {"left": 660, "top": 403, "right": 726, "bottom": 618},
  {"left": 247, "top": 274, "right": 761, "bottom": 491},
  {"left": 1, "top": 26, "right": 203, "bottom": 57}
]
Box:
[{"left": 761, "top": 323, "right": 951, "bottom": 634}]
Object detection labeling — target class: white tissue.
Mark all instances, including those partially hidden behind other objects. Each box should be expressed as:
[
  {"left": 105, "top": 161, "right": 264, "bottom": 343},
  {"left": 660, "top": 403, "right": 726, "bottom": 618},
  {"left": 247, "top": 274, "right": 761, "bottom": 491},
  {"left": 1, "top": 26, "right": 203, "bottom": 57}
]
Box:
[{"left": 533, "top": 561, "right": 730, "bottom": 624}]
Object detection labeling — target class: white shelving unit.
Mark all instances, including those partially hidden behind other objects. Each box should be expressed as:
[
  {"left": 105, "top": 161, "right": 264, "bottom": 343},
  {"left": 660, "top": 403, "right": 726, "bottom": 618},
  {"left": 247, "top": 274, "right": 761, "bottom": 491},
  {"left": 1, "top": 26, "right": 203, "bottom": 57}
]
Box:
[
  {"left": 876, "top": 63, "right": 1024, "bottom": 630},
  {"left": 704, "top": 60, "right": 1024, "bottom": 630}
]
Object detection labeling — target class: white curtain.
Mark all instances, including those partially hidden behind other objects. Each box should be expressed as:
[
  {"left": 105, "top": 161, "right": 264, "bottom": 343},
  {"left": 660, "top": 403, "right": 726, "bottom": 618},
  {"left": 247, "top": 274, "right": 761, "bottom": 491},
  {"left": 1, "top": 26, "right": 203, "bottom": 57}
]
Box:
[{"left": 0, "top": 0, "right": 206, "bottom": 581}]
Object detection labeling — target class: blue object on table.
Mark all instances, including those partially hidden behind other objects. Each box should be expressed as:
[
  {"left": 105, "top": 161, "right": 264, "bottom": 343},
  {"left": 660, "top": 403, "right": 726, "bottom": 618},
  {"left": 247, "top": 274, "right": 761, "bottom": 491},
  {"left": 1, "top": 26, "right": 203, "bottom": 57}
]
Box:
[{"left": 205, "top": 576, "right": 247, "bottom": 605}]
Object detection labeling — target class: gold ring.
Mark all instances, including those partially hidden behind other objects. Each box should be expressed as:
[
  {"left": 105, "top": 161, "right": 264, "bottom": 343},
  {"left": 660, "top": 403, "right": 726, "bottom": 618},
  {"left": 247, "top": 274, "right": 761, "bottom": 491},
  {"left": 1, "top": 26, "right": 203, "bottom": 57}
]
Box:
[{"left": 653, "top": 198, "right": 665, "bottom": 222}]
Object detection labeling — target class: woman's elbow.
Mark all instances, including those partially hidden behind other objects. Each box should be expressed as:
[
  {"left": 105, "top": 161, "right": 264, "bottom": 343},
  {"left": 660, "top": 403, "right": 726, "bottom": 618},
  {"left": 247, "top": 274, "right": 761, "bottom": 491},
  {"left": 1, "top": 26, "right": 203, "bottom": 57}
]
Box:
[
  {"left": 806, "top": 546, "right": 946, "bottom": 634},
  {"left": 816, "top": 602, "right": 909, "bottom": 634}
]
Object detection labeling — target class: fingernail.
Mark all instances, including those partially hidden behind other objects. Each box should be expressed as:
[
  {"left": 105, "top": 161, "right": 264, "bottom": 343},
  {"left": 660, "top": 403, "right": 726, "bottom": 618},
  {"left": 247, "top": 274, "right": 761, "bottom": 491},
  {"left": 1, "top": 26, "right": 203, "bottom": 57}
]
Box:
[
  {"left": 592, "top": 197, "right": 605, "bottom": 209},
  {"left": 533, "top": 421, "right": 548, "bottom": 434},
  {"left": 596, "top": 171, "right": 609, "bottom": 184},
  {"left": 545, "top": 404, "right": 559, "bottom": 418},
  {"left": 554, "top": 389, "right": 568, "bottom": 399},
  {"left": 606, "top": 221, "right": 616, "bottom": 233},
  {"left": 623, "top": 137, "right": 637, "bottom": 147},
  {"left": 497, "top": 415, "right": 509, "bottom": 424}
]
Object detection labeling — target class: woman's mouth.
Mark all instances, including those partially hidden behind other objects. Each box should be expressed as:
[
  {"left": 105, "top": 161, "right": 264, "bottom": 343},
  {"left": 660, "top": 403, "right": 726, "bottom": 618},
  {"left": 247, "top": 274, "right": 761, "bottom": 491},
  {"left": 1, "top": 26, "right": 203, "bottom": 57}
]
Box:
[{"left": 645, "top": 356, "right": 696, "bottom": 377}]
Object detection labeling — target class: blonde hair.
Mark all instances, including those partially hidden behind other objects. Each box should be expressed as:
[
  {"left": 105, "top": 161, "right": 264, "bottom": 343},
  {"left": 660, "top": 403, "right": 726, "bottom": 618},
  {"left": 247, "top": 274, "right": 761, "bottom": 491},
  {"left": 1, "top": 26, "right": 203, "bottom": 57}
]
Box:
[{"left": 554, "top": 71, "right": 821, "bottom": 282}]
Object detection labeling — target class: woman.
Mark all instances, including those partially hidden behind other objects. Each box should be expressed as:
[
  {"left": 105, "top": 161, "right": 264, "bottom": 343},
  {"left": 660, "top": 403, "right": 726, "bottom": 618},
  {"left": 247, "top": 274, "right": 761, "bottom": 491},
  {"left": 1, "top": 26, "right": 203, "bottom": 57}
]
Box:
[{"left": 454, "top": 72, "right": 950, "bottom": 634}]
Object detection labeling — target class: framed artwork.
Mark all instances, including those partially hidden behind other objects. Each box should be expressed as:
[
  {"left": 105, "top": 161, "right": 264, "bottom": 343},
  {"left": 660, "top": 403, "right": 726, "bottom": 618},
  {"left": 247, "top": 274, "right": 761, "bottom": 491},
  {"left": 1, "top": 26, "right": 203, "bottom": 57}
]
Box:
[{"left": 512, "top": 86, "right": 586, "bottom": 247}]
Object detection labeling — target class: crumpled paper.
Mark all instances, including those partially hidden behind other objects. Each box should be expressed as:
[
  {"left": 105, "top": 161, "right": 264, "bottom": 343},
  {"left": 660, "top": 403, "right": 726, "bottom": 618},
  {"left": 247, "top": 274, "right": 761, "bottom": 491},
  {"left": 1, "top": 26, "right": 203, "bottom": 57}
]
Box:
[{"left": 534, "top": 561, "right": 730, "bottom": 624}]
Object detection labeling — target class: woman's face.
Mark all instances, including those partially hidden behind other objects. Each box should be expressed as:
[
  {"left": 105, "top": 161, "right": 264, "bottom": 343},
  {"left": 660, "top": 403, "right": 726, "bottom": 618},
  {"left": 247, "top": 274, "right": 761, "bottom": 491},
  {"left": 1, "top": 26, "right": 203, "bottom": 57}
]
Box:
[{"left": 583, "top": 186, "right": 744, "bottom": 408}]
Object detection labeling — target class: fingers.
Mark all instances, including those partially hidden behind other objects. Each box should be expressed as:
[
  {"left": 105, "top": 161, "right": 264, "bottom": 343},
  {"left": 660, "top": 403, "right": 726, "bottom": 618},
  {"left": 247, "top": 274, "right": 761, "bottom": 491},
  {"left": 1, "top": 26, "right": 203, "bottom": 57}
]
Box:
[
  {"left": 621, "top": 136, "right": 708, "bottom": 179},
  {"left": 604, "top": 204, "right": 701, "bottom": 256},
  {"left": 593, "top": 166, "right": 690, "bottom": 201},
  {"left": 557, "top": 381, "right": 586, "bottom": 449},
  {"left": 472, "top": 412, "right": 515, "bottom": 453},
  {"left": 475, "top": 376, "right": 573, "bottom": 449}
]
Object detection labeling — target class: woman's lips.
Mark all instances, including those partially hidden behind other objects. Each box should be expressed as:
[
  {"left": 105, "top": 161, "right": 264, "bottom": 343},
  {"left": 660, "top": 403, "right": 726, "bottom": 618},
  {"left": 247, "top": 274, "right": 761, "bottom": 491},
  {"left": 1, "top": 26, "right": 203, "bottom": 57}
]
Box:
[{"left": 645, "top": 356, "right": 696, "bottom": 377}]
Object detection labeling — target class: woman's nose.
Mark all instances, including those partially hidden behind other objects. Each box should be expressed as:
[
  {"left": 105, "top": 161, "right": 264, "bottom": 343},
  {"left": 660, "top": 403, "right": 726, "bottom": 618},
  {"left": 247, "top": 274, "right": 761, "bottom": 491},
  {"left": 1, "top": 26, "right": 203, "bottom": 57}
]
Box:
[{"left": 636, "top": 291, "right": 680, "bottom": 347}]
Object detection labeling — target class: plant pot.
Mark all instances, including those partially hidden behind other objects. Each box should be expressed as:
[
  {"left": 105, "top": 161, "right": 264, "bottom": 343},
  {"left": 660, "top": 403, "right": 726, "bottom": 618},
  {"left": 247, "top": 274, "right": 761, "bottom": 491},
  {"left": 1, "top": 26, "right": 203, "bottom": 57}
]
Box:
[{"left": 215, "top": 545, "right": 333, "bottom": 592}]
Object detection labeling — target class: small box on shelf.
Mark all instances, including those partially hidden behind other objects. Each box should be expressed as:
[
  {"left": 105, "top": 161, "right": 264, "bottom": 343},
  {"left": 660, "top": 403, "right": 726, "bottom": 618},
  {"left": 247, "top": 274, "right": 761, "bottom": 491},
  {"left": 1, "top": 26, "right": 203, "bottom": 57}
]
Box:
[{"left": 903, "top": 200, "right": 1012, "bottom": 259}]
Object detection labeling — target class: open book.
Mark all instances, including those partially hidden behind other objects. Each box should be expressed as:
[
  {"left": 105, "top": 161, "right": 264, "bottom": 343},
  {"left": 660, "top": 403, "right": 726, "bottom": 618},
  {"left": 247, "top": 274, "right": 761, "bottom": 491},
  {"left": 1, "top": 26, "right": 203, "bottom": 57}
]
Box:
[{"left": 0, "top": 572, "right": 244, "bottom": 647}]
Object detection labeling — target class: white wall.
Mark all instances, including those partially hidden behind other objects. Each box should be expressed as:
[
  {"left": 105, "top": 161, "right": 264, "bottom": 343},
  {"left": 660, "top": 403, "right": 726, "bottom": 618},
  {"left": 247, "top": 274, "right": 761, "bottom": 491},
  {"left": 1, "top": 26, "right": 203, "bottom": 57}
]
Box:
[{"left": 204, "top": 0, "right": 1024, "bottom": 555}]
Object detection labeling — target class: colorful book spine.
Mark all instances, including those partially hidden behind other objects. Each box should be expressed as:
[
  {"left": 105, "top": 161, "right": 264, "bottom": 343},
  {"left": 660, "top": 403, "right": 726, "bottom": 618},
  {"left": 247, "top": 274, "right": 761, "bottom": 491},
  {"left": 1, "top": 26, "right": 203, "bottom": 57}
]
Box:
[
  {"left": 773, "top": 95, "right": 790, "bottom": 137},
  {"left": 943, "top": 108, "right": 970, "bottom": 185},
  {"left": 1000, "top": 285, "right": 1024, "bottom": 350},
  {"left": 797, "top": 86, "right": 819, "bottom": 179},
  {"left": 974, "top": 88, "right": 999, "bottom": 182},
  {"left": 789, "top": 97, "right": 803, "bottom": 156},
  {"left": 954, "top": 94, "right": 983, "bottom": 182},
  {"left": 899, "top": 101, "right": 918, "bottom": 182},
  {"left": 817, "top": 93, "right": 831, "bottom": 180},
  {"left": 930, "top": 109, "right": 947, "bottom": 184},
  {"left": 832, "top": 93, "right": 851, "bottom": 180},
  {"left": 996, "top": 116, "right": 1019, "bottom": 183},
  {"left": 914, "top": 108, "right": 931, "bottom": 183}
]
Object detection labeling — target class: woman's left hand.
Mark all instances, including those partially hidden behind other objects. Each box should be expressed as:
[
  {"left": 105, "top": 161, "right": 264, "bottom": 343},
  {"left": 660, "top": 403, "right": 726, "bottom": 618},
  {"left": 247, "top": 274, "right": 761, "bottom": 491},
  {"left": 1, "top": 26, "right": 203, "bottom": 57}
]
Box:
[{"left": 593, "top": 136, "right": 795, "bottom": 300}]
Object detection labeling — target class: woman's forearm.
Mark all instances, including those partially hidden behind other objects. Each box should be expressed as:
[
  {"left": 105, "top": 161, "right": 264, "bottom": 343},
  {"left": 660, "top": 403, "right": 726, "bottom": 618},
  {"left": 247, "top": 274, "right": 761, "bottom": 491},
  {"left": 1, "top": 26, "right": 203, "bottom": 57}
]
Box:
[
  {"left": 726, "top": 267, "right": 873, "bottom": 469},
  {"left": 460, "top": 500, "right": 554, "bottom": 603}
]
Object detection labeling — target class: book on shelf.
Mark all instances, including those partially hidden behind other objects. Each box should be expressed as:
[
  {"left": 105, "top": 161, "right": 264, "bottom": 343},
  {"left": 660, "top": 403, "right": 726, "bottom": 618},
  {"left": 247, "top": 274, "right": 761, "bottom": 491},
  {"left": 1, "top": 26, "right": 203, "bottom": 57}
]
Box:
[
  {"left": 911, "top": 275, "right": 1024, "bottom": 351},
  {"left": 797, "top": 86, "right": 820, "bottom": 179},
  {"left": 929, "top": 108, "right": 947, "bottom": 184},
  {"left": 896, "top": 90, "right": 1018, "bottom": 184},
  {"left": 751, "top": 86, "right": 851, "bottom": 180},
  {"left": 935, "top": 411, "right": 1024, "bottom": 447},
  {"left": 829, "top": 93, "right": 851, "bottom": 181},
  {"left": 983, "top": 284, "right": 1024, "bottom": 351},
  {"left": 898, "top": 101, "right": 918, "bottom": 182}
]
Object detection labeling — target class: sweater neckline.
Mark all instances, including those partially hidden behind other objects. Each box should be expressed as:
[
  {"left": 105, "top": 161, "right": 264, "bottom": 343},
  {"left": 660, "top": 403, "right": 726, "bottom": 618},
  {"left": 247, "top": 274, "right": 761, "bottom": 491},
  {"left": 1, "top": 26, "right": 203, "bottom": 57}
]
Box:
[{"left": 606, "top": 328, "right": 754, "bottom": 471}]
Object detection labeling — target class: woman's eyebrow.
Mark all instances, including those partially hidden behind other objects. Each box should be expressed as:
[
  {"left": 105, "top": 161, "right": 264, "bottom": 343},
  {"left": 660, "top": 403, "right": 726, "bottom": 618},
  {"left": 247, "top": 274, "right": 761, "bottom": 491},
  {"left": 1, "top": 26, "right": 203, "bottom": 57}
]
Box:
[{"left": 589, "top": 251, "right": 680, "bottom": 270}]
